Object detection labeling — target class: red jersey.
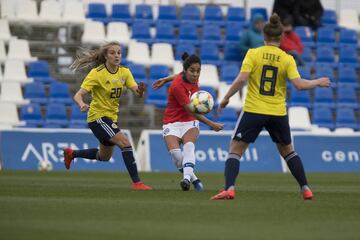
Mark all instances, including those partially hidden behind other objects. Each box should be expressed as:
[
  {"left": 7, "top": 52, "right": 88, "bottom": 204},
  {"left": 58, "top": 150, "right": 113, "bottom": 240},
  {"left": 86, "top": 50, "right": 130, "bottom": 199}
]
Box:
[
  {"left": 163, "top": 73, "right": 200, "bottom": 124},
  {"left": 280, "top": 31, "right": 304, "bottom": 54}
]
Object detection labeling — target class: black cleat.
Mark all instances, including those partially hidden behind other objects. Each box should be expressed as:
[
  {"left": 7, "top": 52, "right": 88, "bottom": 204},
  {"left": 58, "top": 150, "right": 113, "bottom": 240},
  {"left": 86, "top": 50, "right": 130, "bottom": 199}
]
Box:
[{"left": 180, "top": 178, "right": 191, "bottom": 191}]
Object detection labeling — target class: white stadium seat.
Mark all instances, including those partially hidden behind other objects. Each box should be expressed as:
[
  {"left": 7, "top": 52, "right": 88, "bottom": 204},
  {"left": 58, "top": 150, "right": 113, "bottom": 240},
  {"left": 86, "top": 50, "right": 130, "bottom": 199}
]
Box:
[
  {"left": 81, "top": 20, "right": 106, "bottom": 45},
  {"left": 11, "top": 0, "right": 39, "bottom": 23},
  {"left": 3, "top": 60, "right": 33, "bottom": 84},
  {"left": 127, "top": 41, "right": 151, "bottom": 66},
  {"left": 334, "top": 128, "right": 355, "bottom": 133},
  {"left": 0, "top": 102, "right": 23, "bottom": 126},
  {"left": 0, "top": 82, "right": 30, "bottom": 105},
  {"left": 0, "top": 0, "right": 16, "bottom": 19},
  {"left": 107, "top": 22, "right": 130, "bottom": 47},
  {"left": 39, "top": 0, "right": 63, "bottom": 24},
  {"left": 7, "top": 39, "right": 37, "bottom": 62},
  {"left": 172, "top": 61, "right": 183, "bottom": 75},
  {"left": 217, "top": 82, "right": 243, "bottom": 110},
  {"left": 0, "top": 19, "right": 12, "bottom": 42},
  {"left": 151, "top": 43, "right": 175, "bottom": 67},
  {"left": 288, "top": 106, "right": 312, "bottom": 131},
  {"left": 339, "top": 9, "right": 360, "bottom": 31},
  {"left": 198, "top": 64, "right": 220, "bottom": 89},
  {"left": 63, "top": 0, "right": 86, "bottom": 24}
]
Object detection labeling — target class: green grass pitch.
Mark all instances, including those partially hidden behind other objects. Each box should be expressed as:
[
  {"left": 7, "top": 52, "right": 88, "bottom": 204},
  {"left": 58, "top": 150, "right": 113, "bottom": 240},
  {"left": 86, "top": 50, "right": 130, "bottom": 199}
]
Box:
[{"left": 0, "top": 171, "right": 359, "bottom": 240}]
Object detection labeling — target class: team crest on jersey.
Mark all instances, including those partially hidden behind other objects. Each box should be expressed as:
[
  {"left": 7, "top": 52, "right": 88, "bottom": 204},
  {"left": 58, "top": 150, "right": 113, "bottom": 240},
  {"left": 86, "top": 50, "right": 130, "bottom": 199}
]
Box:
[
  {"left": 112, "top": 123, "right": 118, "bottom": 129},
  {"left": 163, "top": 128, "right": 170, "bottom": 135}
]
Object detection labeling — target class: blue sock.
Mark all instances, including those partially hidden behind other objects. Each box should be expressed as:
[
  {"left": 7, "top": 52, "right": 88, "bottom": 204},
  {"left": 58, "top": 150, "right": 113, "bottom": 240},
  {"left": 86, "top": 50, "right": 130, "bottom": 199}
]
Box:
[
  {"left": 285, "top": 151, "right": 308, "bottom": 187},
  {"left": 224, "top": 153, "right": 241, "bottom": 190},
  {"left": 121, "top": 146, "right": 140, "bottom": 183},
  {"left": 73, "top": 148, "right": 98, "bottom": 159}
]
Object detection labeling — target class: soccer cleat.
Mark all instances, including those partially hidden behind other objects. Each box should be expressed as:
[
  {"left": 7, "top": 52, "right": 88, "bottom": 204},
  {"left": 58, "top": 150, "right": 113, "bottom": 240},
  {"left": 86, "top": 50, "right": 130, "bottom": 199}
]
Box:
[
  {"left": 132, "top": 181, "right": 152, "bottom": 190},
  {"left": 210, "top": 190, "right": 235, "bottom": 200},
  {"left": 180, "top": 178, "right": 191, "bottom": 191},
  {"left": 63, "top": 147, "right": 74, "bottom": 170},
  {"left": 192, "top": 179, "right": 204, "bottom": 192},
  {"left": 302, "top": 189, "right": 314, "bottom": 200}
]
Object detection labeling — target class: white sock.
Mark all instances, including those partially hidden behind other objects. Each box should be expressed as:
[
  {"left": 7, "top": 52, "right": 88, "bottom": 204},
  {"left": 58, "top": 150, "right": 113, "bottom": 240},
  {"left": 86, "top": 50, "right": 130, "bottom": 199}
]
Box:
[
  {"left": 183, "top": 142, "right": 195, "bottom": 182},
  {"left": 169, "top": 148, "right": 183, "bottom": 169}
]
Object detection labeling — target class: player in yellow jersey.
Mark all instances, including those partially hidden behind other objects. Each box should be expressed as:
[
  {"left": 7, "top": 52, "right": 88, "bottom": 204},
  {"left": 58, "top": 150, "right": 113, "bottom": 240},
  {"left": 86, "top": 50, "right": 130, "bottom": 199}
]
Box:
[
  {"left": 211, "top": 14, "right": 330, "bottom": 200},
  {"left": 63, "top": 41, "right": 152, "bottom": 190}
]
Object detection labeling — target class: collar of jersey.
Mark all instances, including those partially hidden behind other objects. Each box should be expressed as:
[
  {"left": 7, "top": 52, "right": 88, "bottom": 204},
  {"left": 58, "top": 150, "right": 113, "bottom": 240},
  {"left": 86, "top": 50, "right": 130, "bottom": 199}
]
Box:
[{"left": 104, "top": 64, "right": 119, "bottom": 74}]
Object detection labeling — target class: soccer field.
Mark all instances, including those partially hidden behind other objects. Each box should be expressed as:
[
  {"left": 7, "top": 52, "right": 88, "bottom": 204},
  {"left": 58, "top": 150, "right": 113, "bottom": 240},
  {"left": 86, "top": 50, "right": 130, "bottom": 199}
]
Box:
[{"left": 0, "top": 171, "right": 359, "bottom": 240}]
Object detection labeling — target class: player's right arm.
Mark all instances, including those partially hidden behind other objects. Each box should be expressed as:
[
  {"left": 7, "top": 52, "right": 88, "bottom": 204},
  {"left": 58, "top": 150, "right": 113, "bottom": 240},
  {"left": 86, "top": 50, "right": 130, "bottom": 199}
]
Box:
[
  {"left": 183, "top": 104, "right": 224, "bottom": 132},
  {"left": 73, "top": 88, "right": 90, "bottom": 112},
  {"left": 152, "top": 74, "right": 177, "bottom": 89}
]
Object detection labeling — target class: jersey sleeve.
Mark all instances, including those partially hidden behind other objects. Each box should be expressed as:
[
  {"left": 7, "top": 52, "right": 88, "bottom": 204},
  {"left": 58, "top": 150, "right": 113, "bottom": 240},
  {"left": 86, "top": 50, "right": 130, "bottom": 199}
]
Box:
[
  {"left": 81, "top": 69, "right": 98, "bottom": 92},
  {"left": 172, "top": 82, "right": 191, "bottom": 107},
  {"left": 124, "top": 68, "right": 138, "bottom": 89},
  {"left": 240, "top": 49, "right": 254, "bottom": 73},
  {"left": 287, "top": 55, "right": 301, "bottom": 80}
]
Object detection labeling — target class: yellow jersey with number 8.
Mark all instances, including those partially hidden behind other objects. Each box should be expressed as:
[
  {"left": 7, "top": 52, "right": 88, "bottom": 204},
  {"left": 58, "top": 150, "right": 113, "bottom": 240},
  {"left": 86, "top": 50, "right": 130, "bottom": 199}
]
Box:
[
  {"left": 81, "top": 64, "right": 137, "bottom": 122},
  {"left": 240, "top": 45, "right": 300, "bottom": 116}
]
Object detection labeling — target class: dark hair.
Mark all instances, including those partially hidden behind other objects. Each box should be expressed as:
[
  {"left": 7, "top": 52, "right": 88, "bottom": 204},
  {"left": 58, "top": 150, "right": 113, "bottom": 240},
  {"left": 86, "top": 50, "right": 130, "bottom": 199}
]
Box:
[
  {"left": 263, "top": 13, "right": 283, "bottom": 42},
  {"left": 181, "top": 52, "right": 201, "bottom": 71}
]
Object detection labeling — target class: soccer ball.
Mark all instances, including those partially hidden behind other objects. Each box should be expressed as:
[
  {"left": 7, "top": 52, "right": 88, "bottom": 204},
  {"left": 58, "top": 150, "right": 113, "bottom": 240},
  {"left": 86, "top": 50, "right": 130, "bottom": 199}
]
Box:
[
  {"left": 189, "top": 90, "right": 214, "bottom": 114},
  {"left": 38, "top": 160, "right": 53, "bottom": 171}
]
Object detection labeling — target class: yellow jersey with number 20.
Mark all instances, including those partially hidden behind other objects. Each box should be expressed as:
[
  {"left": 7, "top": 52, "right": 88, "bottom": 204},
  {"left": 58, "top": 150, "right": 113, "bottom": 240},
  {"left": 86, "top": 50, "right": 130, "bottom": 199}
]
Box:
[
  {"left": 240, "top": 45, "right": 300, "bottom": 116},
  {"left": 81, "top": 64, "right": 137, "bottom": 122}
]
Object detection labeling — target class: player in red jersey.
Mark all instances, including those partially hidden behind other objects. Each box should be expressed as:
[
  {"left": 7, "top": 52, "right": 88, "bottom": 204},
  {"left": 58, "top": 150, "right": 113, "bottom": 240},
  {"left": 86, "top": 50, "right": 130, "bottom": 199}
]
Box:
[{"left": 152, "top": 53, "right": 224, "bottom": 191}]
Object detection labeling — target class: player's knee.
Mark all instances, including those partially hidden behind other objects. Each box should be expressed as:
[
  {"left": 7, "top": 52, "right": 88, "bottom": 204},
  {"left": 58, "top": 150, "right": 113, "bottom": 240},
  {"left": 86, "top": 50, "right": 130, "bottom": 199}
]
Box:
[{"left": 169, "top": 148, "right": 182, "bottom": 168}]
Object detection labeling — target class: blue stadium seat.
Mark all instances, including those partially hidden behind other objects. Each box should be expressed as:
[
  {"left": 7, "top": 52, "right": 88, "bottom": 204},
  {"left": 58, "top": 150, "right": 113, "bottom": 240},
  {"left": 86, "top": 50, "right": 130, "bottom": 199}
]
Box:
[
  {"left": 126, "top": 63, "right": 147, "bottom": 83},
  {"left": 315, "top": 66, "right": 335, "bottom": 82},
  {"left": 27, "top": 61, "right": 54, "bottom": 84},
  {"left": 316, "top": 46, "right": 336, "bottom": 67},
  {"left": 87, "top": 3, "right": 108, "bottom": 24},
  {"left": 317, "top": 27, "right": 337, "bottom": 48},
  {"left": 312, "top": 107, "right": 334, "bottom": 129},
  {"left": 336, "top": 108, "right": 357, "bottom": 130},
  {"left": 301, "top": 47, "right": 313, "bottom": 64},
  {"left": 200, "top": 43, "right": 222, "bottom": 66},
  {"left": 313, "top": 88, "right": 335, "bottom": 109},
  {"left": 131, "top": 22, "right": 153, "bottom": 44},
  {"left": 134, "top": 4, "right": 153, "bottom": 25},
  {"left": 217, "top": 107, "right": 238, "bottom": 130},
  {"left": 180, "top": 5, "right": 201, "bottom": 26},
  {"left": 203, "top": 5, "right": 224, "bottom": 27},
  {"left": 149, "top": 65, "right": 170, "bottom": 81},
  {"left": 321, "top": 9, "right": 338, "bottom": 28},
  {"left": 24, "top": 82, "right": 47, "bottom": 105},
  {"left": 42, "top": 123, "right": 63, "bottom": 128},
  {"left": 337, "top": 86, "right": 358, "bottom": 108},
  {"left": 339, "top": 28, "right": 358, "bottom": 47},
  {"left": 48, "top": 81, "right": 72, "bottom": 105},
  {"left": 227, "top": 7, "right": 245, "bottom": 23},
  {"left": 145, "top": 87, "right": 168, "bottom": 108},
  {"left": 294, "top": 27, "right": 315, "bottom": 48},
  {"left": 225, "top": 22, "right": 244, "bottom": 44},
  {"left": 155, "top": 22, "right": 176, "bottom": 45},
  {"left": 202, "top": 24, "right": 223, "bottom": 46},
  {"left": 45, "top": 103, "right": 68, "bottom": 127},
  {"left": 69, "top": 104, "right": 87, "bottom": 128},
  {"left": 175, "top": 43, "right": 196, "bottom": 60},
  {"left": 338, "top": 46, "right": 358, "bottom": 68},
  {"left": 338, "top": 66, "right": 358, "bottom": 87},
  {"left": 290, "top": 86, "right": 312, "bottom": 108},
  {"left": 298, "top": 66, "right": 312, "bottom": 79},
  {"left": 220, "top": 64, "right": 239, "bottom": 84},
  {"left": 250, "top": 7, "right": 268, "bottom": 21},
  {"left": 20, "top": 103, "right": 44, "bottom": 127},
  {"left": 111, "top": 4, "right": 132, "bottom": 24},
  {"left": 157, "top": 5, "right": 179, "bottom": 27},
  {"left": 223, "top": 43, "right": 243, "bottom": 64},
  {"left": 178, "top": 22, "right": 200, "bottom": 46}
]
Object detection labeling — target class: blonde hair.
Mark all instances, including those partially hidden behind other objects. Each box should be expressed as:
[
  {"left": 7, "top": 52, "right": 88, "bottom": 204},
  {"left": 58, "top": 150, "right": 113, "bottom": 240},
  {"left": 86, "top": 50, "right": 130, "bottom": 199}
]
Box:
[{"left": 70, "top": 41, "right": 121, "bottom": 71}]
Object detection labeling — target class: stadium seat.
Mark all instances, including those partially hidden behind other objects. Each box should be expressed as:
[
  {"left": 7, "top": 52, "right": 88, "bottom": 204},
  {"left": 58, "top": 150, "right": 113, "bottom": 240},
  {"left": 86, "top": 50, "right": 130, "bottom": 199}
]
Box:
[
  {"left": 7, "top": 39, "right": 37, "bottom": 62},
  {"left": 321, "top": 9, "right": 338, "bottom": 28},
  {"left": 217, "top": 82, "right": 243, "bottom": 110},
  {"left": 81, "top": 20, "right": 106, "bottom": 45},
  {"left": 69, "top": 104, "right": 87, "bottom": 128},
  {"left": 134, "top": 4, "right": 154, "bottom": 25},
  {"left": 175, "top": 43, "right": 196, "bottom": 60},
  {"left": 0, "top": 82, "right": 30, "bottom": 105},
  {"left": 48, "top": 81, "right": 73, "bottom": 105},
  {"left": 217, "top": 107, "right": 238, "bottom": 130},
  {"left": 24, "top": 82, "right": 48, "bottom": 105},
  {"left": 338, "top": 46, "right": 358, "bottom": 69},
  {"left": 289, "top": 86, "right": 312, "bottom": 108},
  {"left": 127, "top": 63, "right": 148, "bottom": 83},
  {"left": 0, "top": 19, "right": 12, "bottom": 42},
  {"left": 315, "top": 66, "right": 335, "bottom": 82},
  {"left": 288, "top": 106, "right": 312, "bottom": 130},
  {"left": 0, "top": 102, "right": 23, "bottom": 126},
  {"left": 20, "top": 103, "right": 44, "bottom": 127},
  {"left": 63, "top": 0, "right": 86, "bottom": 24},
  {"left": 87, "top": 3, "right": 108, "bottom": 24},
  {"left": 223, "top": 43, "right": 243, "bottom": 63},
  {"left": 313, "top": 88, "right": 335, "bottom": 109},
  {"left": 106, "top": 22, "right": 130, "bottom": 47},
  {"left": 225, "top": 22, "right": 244, "bottom": 44},
  {"left": 316, "top": 46, "right": 336, "bottom": 66},
  {"left": 201, "top": 24, "right": 223, "bottom": 46},
  {"left": 157, "top": 5, "right": 179, "bottom": 27},
  {"left": 3, "top": 60, "right": 32, "bottom": 84},
  {"left": 11, "top": 0, "right": 39, "bottom": 23},
  {"left": 151, "top": 43, "right": 174, "bottom": 67},
  {"left": 338, "top": 66, "right": 358, "bottom": 87},
  {"left": 149, "top": 65, "right": 170, "bottom": 82},
  {"left": 45, "top": 103, "right": 68, "bottom": 127},
  {"left": 27, "top": 61, "right": 54, "bottom": 84},
  {"left": 337, "top": 86, "right": 358, "bottom": 109},
  {"left": 339, "top": 28, "right": 358, "bottom": 47},
  {"left": 297, "top": 66, "right": 312, "bottom": 79},
  {"left": 294, "top": 27, "right": 315, "bottom": 48},
  {"left": 178, "top": 22, "right": 200, "bottom": 46},
  {"left": 199, "top": 64, "right": 220, "bottom": 90},
  {"left": 145, "top": 87, "right": 168, "bottom": 108},
  {"left": 203, "top": 5, "right": 225, "bottom": 27},
  {"left": 172, "top": 61, "right": 183, "bottom": 74},
  {"left": 180, "top": 5, "right": 201, "bottom": 27},
  {"left": 250, "top": 7, "right": 268, "bottom": 21},
  {"left": 131, "top": 22, "right": 153, "bottom": 44},
  {"left": 39, "top": 0, "right": 62, "bottom": 24},
  {"left": 220, "top": 64, "right": 239, "bottom": 84},
  {"left": 200, "top": 43, "right": 222, "bottom": 67},
  {"left": 155, "top": 22, "right": 176, "bottom": 45},
  {"left": 227, "top": 7, "right": 246, "bottom": 23},
  {"left": 301, "top": 47, "right": 313, "bottom": 64},
  {"left": 312, "top": 107, "right": 335, "bottom": 129},
  {"left": 317, "top": 27, "right": 337, "bottom": 48},
  {"left": 339, "top": 9, "right": 360, "bottom": 31},
  {"left": 335, "top": 108, "right": 357, "bottom": 130},
  {"left": 127, "top": 41, "right": 151, "bottom": 66},
  {"left": 111, "top": 4, "right": 133, "bottom": 25}
]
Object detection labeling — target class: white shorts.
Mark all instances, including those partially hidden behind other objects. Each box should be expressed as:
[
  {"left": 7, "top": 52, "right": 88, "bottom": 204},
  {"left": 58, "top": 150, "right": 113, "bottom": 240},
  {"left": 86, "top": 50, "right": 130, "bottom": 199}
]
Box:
[{"left": 162, "top": 120, "right": 200, "bottom": 138}]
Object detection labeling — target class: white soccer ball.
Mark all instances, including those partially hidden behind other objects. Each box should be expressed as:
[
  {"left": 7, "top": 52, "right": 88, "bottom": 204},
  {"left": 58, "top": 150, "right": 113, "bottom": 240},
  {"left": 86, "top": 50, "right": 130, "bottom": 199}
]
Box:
[
  {"left": 189, "top": 90, "right": 214, "bottom": 114},
  {"left": 38, "top": 160, "right": 53, "bottom": 172}
]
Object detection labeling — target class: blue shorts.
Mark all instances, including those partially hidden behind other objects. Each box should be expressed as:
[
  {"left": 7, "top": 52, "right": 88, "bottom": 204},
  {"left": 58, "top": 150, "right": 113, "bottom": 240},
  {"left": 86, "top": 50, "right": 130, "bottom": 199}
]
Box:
[
  {"left": 88, "top": 117, "right": 120, "bottom": 146},
  {"left": 232, "top": 111, "right": 292, "bottom": 145}
]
